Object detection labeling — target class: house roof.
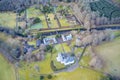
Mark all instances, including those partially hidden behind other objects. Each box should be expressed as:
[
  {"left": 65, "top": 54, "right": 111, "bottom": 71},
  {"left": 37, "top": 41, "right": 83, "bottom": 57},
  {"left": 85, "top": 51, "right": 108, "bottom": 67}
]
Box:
[{"left": 57, "top": 53, "right": 75, "bottom": 65}]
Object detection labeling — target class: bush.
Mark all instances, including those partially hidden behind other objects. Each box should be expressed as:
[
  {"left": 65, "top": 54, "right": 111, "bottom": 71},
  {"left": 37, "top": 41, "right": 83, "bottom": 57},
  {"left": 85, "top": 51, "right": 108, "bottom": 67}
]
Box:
[
  {"left": 33, "top": 17, "right": 41, "bottom": 24},
  {"left": 35, "top": 33, "right": 42, "bottom": 39},
  {"left": 47, "top": 75, "right": 52, "bottom": 79},
  {"left": 42, "top": 5, "right": 54, "bottom": 14},
  {"left": 45, "top": 45, "right": 53, "bottom": 52},
  {"left": 40, "top": 75, "right": 44, "bottom": 80},
  {"left": 56, "top": 34, "right": 61, "bottom": 38}
]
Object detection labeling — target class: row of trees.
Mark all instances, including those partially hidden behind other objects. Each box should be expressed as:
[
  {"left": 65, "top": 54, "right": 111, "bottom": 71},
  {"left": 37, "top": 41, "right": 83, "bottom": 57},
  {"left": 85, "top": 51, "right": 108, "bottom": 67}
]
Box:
[
  {"left": 72, "top": 1, "right": 120, "bottom": 30},
  {"left": 75, "top": 30, "right": 114, "bottom": 46},
  {"left": 40, "top": 74, "right": 52, "bottom": 80},
  {"left": 0, "top": 37, "right": 21, "bottom": 62}
]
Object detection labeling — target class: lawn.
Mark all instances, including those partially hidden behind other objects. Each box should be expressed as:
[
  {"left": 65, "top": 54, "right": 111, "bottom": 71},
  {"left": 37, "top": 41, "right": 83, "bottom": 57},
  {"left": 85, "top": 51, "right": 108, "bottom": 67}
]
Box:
[
  {"left": 95, "top": 36, "right": 120, "bottom": 77},
  {"left": 38, "top": 14, "right": 48, "bottom": 28},
  {"left": 53, "top": 68, "right": 105, "bottom": 80},
  {"left": 0, "top": 54, "right": 16, "bottom": 80},
  {"left": 28, "top": 40, "right": 36, "bottom": 46},
  {"left": 0, "top": 12, "right": 16, "bottom": 28},
  {"left": 27, "top": 6, "right": 48, "bottom": 30},
  {"left": 55, "top": 43, "right": 71, "bottom": 53},
  {"left": 18, "top": 53, "right": 53, "bottom": 80},
  {"left": 29, "top": 23, "right": 43, "bottom": 30},
  {"left": 0, "top": 32, "right": 10, "bottom": 41},
  {"left": 27, "top": 6, "right": 40, "bottom": 18},
  {"left": 74, "top": 47, "right": 91, "bottom": 67},
  {"left": 47, "top": 14, "right": 59, "bottom": 28},
  {"left": 18, "top": 42, "right": 106, "bottom": 80},
  {"left": 59, "top": 18, "right": 70, "bottom": 27}
]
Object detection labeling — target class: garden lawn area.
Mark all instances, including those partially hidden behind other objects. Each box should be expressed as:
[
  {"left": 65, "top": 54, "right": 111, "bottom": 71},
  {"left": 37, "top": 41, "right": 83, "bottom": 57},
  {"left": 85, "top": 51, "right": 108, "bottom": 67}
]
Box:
[
  {"left": 79, "top": 55, "right": 91, "bottom": 67},
  {"left": 113, "top": 30, "right": 120, "bottom": 37},
  {"left": 95, "top": 36, "right": 120, "bottom": 77},
  {"left": 27, "top": 7, "right": 48, "bottom": 30},
  {"left": 18, "top": 53, "right": 53, "bottom": 80},
  {"left": 38, "top": 14, "right": 48, "bottom": 28},
  {"left": 30, "top": 23, "right": 43, "bottom": 30},
  {"left": 74, "top": 47, "right": 91, "bottom": 67},
  {"left": 48, "top": 14, "right": 59, "bottom": 28},
  {"left": 53, "top": 68, "right": 104, "bottom": 80},
  {"left": 0, "top": 32, "right": 10, "bottom": 41},
  {"left": 55, "top": 43, "right": 71, "bottom": 53},
  {"left": 28, "top": 15, "right": 48, "bottom": 30},
  {"left": 74, "top": 47, "right": 83, "bottom": 54},
  {"left": 27, "top": 6, "right": 40, "bottom": 18},
  {"left": 28, "top": 40, "right": 36, "bottom": 47},
  {"left": 59, "top": 19, "right": 70, "bottom": 27},
  {"left": 0, "top": 54, "right": 16, "bottom": 80},
  {"left": 0, "top": 12, "right": 16, "bottom": 28}
]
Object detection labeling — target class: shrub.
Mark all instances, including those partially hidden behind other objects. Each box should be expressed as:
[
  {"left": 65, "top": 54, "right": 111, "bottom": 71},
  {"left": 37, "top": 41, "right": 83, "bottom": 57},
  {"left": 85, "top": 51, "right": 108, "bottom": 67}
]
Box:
[
  {"left": 33, "top": 17, "right": 41, "bottom": 24},
  {"left": 40, "top": 75, "right": 44, "bottom": 80},
  {"left": 47, "top": 75, "right": 52, "bottom": 79}
]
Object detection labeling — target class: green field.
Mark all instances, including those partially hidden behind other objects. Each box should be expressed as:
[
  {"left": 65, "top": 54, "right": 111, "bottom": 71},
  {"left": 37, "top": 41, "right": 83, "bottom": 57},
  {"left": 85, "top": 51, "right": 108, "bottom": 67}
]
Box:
[
  {"left": 18, "top": 53, "right": 53, "bottom": 80},
  {"left": 18, "top": 41, "right": 107, "bottom": 80},
  {"left": 59, "top": 18, "right": 71, "bottom": 27},
  {"left": 26, "top": 6, "right": 48, "bottom": 30},
  {"left": 0, "top": 12, "right": 16, "bottom": 28},
  {"left": 47, "top": 14, "right": 59, "bottom": 28},
  {"left": 95, "top": 36, "right": 120, "bottom": 77},
  {"left": 0, "top": 54, "right": 16, "bottom": 80},
  {"left": 53, "top": 68, "right": 105, "bottom": 80}
]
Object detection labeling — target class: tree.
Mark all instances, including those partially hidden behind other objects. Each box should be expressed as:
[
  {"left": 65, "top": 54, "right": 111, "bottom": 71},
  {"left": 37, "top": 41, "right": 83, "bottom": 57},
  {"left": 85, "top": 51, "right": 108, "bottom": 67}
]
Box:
[
  {"left": 67, "top": 0, "right": 71, "bottom": 3},
  {"left": 33, "top": 17, "right": 41, "bottom": 24},
  {"left": 47, "top": 75, "right": 52, "bottom": 79},
  {"left": 42, "top": 5, "right": 54, "bottom": 14},
  {"left": 55, "top": 34, "right": 61, "bottom": 38},
  {"left": 35, "top": 33, "right": 42, "bottom": 39},
  {"left": 40, "top": 75, "right": 44, "bottom": 80},
  {"left": 45, "top": 45, "right": 53, "bottom": 52},
  {"left": 59, "top": 0, "right": 63, "bottom": 2},
  {"left": 100, "top": 76, "right": 110, "bottom": 80}
]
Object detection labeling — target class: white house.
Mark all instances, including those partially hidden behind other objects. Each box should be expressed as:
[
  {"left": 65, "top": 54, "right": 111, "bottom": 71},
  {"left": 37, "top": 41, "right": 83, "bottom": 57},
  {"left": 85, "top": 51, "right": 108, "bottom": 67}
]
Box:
[
  {"left": 62, "top": 34, "right": 72, "bottom": 42},
  {"left": 56, "top": 53, "right": 75, "bottom": 65},
  {"left": 43, "top": 38, "right": 57, "bottom": 45}
]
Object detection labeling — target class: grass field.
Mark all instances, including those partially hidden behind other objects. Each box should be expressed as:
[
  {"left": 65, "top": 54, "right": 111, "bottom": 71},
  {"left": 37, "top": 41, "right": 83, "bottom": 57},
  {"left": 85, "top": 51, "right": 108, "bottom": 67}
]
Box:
[
  {"left": 53, "top": 68, "right": 104, "bottom": 80},
  {"left": 27, "top": 6, "right": 40, "bottom": 18},
  {"left": 18, "top": 42, "right": 105, "bottom": 80},
  {"left": 27, "top": 6, "right": 48, "bottom": 30},
  {"left": 95, "top": 36, "right": 120, "bottom": 77},
  {"left": 0, "top": 54, "right": 16, "bottom": 80},
  {"left": 59, "top": 18, "right": 70, "bottom": 27},
  {"left": 0, "top": 12, "right": 16, "bottom": 28},
  {"left": 55, "top": 43, "right": 71, "bottom": 53},
  {"left": 47, "top": 14, "right": 59, "bottom": 28},
  {"left": 18, "top": 53, "right": 53, "bottom": 80}
]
